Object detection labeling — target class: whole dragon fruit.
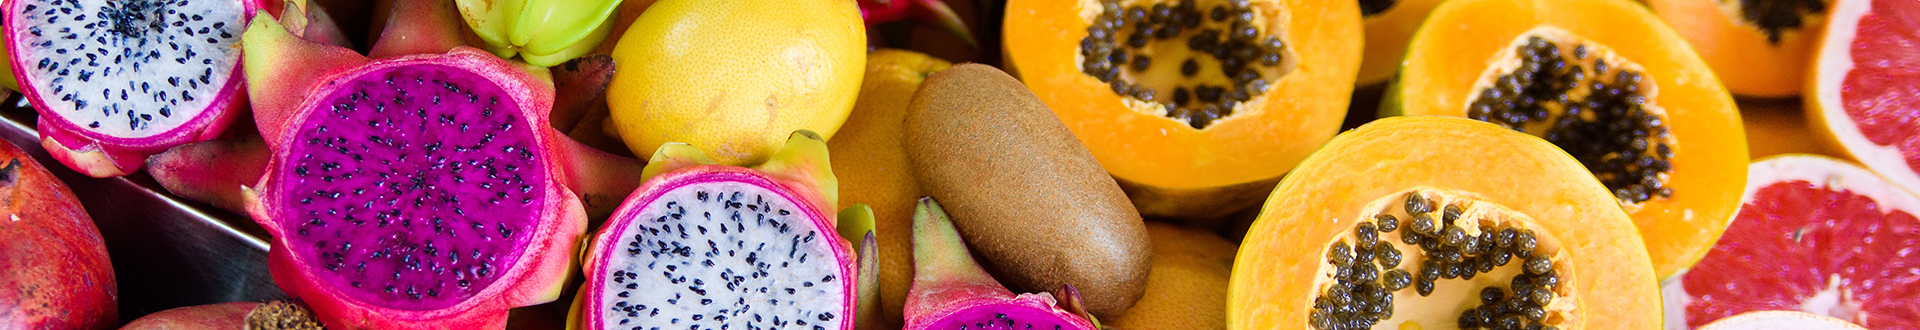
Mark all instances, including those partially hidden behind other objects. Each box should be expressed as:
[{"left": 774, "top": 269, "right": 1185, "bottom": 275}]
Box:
[
  {"left": 231, "top": 0, "right": 623, "bottom": 327},
  {"left": 2, "top": 0, "right": 264, "bottom": 177},
  {"left": 574, "top": 130, "right": 862, "bottom": 330},
  {"left": 905, "top": 198, "right": 1099, "bottom": 330}
]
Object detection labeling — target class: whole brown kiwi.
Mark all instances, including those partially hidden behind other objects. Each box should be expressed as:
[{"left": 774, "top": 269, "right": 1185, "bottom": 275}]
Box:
[{"left": 904, "top": 63, "right": 1152, "bottom": 319}]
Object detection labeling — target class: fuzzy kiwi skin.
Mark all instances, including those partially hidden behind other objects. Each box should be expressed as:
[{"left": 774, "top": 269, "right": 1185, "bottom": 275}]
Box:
[{"left": 904, "top": 63, "right": 1152, "bottom": 319}]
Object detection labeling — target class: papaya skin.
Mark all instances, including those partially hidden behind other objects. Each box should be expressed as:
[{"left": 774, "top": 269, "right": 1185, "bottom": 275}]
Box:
[
  {"left": 1381, "top": 0, "right": 1747, "bottom": 280},
  {"left": 1741, "top": 98, "right": 1844, "bottom": 160},
  {"left": 1003, "top": 0, "right": 1362, "bottom": 222},
  {"left": 1355, "top": 0, "right": 1447, "bottom": 87},
  {"left": 1226, "top": 116, "right": 1660, "bottom": 330},
  {"left": 1648, "top": 0, "right": 1822, "bottom": 98}
]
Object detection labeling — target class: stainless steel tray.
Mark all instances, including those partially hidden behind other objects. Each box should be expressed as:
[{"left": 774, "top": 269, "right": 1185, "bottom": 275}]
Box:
[{"left": 0, "top": 95, "right": 284, "bottom": 324}]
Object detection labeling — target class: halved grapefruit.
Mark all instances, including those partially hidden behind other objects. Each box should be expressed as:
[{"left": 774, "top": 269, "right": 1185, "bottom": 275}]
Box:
[
  {"left": 1806, "top": 0, "right": 1920, "bottom": 195},
  {"left": 1671, "top": 154, "right": 1920, "bottom": 329},
  {"left": 1698, "top": 311, "right": 1869, "bottom": 330}
]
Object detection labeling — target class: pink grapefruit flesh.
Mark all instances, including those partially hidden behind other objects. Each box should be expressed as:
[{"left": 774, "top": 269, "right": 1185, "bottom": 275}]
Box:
[
  {"left": 1677, "top": 155, "right": 1920, "bottom": 329},
  {"left": 1807, "top": 0, "right": 1920, "bottom": 194}
]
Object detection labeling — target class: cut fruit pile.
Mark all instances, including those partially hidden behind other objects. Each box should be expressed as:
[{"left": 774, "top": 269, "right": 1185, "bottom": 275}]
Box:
[
  {"left": 0, "top": 0, "right": 1914, "bottom": 329},
  {"left": 1387, "top": 0, "right": 1750, "bottom": 282}
]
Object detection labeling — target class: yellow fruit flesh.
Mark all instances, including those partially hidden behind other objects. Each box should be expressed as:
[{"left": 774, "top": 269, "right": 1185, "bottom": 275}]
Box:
[
  {"left": 827, "top": 49, "right": 953, "bottom": 329},
  {"left": 1109, "top": 222, "right": 1236, "bottom": 330},
  {"left": 1356, "top": 0, "right": 1446, "bottom": 86}
]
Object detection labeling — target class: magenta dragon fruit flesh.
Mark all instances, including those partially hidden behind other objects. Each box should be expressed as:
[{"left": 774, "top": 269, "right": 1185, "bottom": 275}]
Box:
[
  {"left": 577, "top": 131, "right": 858, "bottom": 330},
  {"left": 905, "top": 198, "right": 1098, "bottom": 330},
  {"left": 240, "top": 27, "right": 584, "bottom": 330},
  {"left": 4, "top": 0, "right": 264, "bottom": 177}
]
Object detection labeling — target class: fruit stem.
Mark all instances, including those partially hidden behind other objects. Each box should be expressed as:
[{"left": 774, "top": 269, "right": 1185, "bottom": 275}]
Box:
[
  {"left": 856, "top": 231, "right": 883, "bottom": 330},
  {"left": 910, "top": 197, "right": 1008, "bottom": 294},
  {"left": 1056, "top": 285, "right": 1108, "bottom": 330},
  {"left": 757, "top": 130, "right": 840, "bottom": 211},
  {"left": 242, "top": 10, "right": 369, "bottom": 143}
]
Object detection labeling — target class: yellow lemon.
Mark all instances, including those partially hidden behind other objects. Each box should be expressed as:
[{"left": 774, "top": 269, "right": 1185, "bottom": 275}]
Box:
[{"left": 606, "top": 0, "right": 865, "bottom": 165}]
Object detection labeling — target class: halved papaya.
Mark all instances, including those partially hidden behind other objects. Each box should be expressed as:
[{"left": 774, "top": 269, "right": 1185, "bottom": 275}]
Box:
[
  {"left": 1647, "top": 0, "right": 1827, "bottom": 97},
  {"left": 1382, "top": 0, "right": 1747, "bottom": 280},
  {"left": 1003, "top": 0, "right": 1362, "bottom": 221},
  {"left": 1356, "top": 0, "right": 1446, "bottom": 86},
  {"left": 1227, "top": 116, "right": 1660, "bottom": 329}
]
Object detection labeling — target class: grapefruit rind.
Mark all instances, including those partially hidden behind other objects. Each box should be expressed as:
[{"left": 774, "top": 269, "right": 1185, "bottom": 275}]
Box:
[
  {"left": 1806, "top": 0, "right": 1920, "bottom": 196},
  {"left": 1697, "top": 311, "right": 1869, "bottom": 330},
  {"left": 1741, "top": 155, "right": 1920, "bottom": 215}
]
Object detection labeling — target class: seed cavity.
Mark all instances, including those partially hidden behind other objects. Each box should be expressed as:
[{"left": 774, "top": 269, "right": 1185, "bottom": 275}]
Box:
[
  {"left": 1311, "top": 189, "right": 1571, "bottom": 330},
  {"left": 1724, "top": 0, "right": 1827, "bottom": 43},
  {"left": 275, "top": 65, "right": 545, "bottom": 311},
  {"left": 599, "top": 184, "right": 848, "bottom": 330},
  {"left": 1078, "top": 0, "right": 1295, "bottom": 129},
  {"left": 1465, "top": 27, "right": 1676, "bottom": 209}
]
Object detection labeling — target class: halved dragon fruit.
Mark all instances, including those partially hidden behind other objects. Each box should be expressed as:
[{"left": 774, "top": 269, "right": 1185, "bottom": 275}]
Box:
[
  {"left": 150, "top": 0, "right": 641, "bottom": 219},
  {"left": 3, "top": 0, "right": 265, "bottom": 177},
  {"left": 576, "top": 130, "right": 860, "bottom": 330},
  {"left": 906, "top": 198, "right": 1099, "bottom": 330},
  {"left": 235, "top": 3, "right": 591, "bottom": 328}
]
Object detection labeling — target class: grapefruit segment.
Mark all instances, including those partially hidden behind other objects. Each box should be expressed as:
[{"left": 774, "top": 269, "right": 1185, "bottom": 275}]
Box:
[
  {"left": 1677, "top": 155, "right": 1920, "bottom": 329},
  {"left": 1808, "top": 0, "right": 1920, "bottom": 195}
]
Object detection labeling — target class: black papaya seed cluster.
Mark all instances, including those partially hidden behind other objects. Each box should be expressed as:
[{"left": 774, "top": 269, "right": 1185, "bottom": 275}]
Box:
[
  {"left": 1311, "top": 192, "right": 1565, "bottom": 330},
  {"left": 1458, "top": 274, "right": 1564, "bottom": 330},
  {"left": 1737, "top": 0, "right": 1826, "bottom": 43},
  {"left": 1309, "top": 219, "right": 1406, "bottom": 330},
  {"left": 1359, "top": 0, "right": 1396, "bottom": 16},
  {"left": 1466, "top": 36, "right": 1675, "bottom": 206},
  {"left": 1079, "top": 0, "right": 1286, "bottom": 129}
]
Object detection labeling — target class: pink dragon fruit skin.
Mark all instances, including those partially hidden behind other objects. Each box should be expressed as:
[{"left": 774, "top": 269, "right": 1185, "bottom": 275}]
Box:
[
  {"left": 241, "top": 47, "right": 586, "bottom": 330},
  {"left": 236, "top": 4, "right": 587, "bottom": 327},
  {"left": 905, "top": 198, "right": 1099, "bottom": 330},
  {"left": 3, "top": 0, "right": 275, "bottom": 177}
]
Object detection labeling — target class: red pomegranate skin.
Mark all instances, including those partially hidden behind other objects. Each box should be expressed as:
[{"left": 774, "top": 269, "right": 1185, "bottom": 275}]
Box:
[
  {"left": 118, "top": 302, "right": 259, "bottom": 330},
  {"left": 0, "top": 140, "right": 117, "bottom": 329}
]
